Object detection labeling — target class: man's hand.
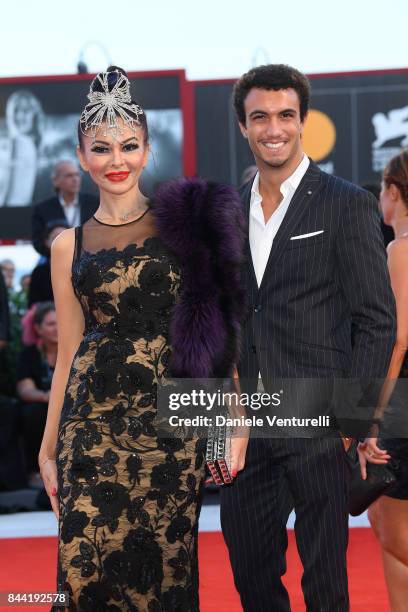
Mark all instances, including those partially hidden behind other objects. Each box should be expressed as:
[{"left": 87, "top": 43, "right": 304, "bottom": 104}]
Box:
[{"left": 230, "top": 430, "right": 249, "bottom": 478}]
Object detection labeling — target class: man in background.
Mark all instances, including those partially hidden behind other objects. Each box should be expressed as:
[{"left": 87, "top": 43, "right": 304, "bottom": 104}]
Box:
[
  {"left": 28, "top": 220, "right": 69, "bottom": 307},
  {"left": 0, "top": 259, "right": 16, "bottom": 290},
  {"left": 31, "top": 160, "right": 98, "bottom": 256}
]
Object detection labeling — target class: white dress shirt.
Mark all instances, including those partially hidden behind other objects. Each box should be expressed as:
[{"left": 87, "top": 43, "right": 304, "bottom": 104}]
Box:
[
  {"left": 59, "top": 195, "right": 80, "bottom": 227},
  {"left": 249, "top": 154, "right": 310, "bottom": 287}
]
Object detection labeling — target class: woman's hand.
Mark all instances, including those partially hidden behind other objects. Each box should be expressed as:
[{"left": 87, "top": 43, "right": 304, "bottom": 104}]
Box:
[
  {"left": 230, "top": 430, "right": 249, "bottom": 478},
  {"left": 39, "top": 457, "right": 59, "bottom": 518},
  {"left": 357, "top": 438, "right": 391, "bottom": 480}
]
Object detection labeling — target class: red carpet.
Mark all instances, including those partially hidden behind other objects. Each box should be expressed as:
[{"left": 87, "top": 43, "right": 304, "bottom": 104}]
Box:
[{"left": 0, "top": 529, "right": 388, "bottom": 611}]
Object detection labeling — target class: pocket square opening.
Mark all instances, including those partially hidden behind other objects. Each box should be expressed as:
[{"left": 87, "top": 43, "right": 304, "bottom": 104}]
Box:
[{"left": 290, "top": 230, "right": 324, "bottom": 240}]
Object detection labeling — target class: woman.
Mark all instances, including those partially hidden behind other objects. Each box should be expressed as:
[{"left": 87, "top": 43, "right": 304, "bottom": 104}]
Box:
[
  {"left": 17, "top": 302, "right": 57, "bottom": 488},
  {"left": 0, "top": 90, "right": 43, "bottom": 206},
  {"left": 359, "top": 150, "right": 408, "bottom": 611},
  {"left": 39, "top": 66, "right": 247, "bottom": 610}
]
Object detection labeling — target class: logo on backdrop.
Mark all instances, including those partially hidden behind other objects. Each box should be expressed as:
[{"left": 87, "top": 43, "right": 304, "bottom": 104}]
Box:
[
  {"left": 372, "top": 105, "right": 408, "bottom": 172},
  {"left": 303, "top": 109, "right": 336, "bottom": 175}
]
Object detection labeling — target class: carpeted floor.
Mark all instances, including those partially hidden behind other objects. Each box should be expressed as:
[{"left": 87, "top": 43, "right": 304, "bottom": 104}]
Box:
[{"left": 0, "top": 528, "right": 389, "bottom": 611}]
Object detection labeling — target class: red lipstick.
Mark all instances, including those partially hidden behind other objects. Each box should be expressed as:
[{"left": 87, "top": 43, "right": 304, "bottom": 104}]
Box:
[{"left": 105, "top": 171, "right": 130, "bottom": 182}]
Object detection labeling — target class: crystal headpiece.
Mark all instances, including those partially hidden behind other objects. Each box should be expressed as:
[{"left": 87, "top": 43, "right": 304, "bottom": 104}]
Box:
[{"left": 80, "top": 69, "right": 144, "bottom": 138}]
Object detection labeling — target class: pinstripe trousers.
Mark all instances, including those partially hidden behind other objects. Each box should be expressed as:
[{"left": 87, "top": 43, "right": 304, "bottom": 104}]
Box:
[{"left": 220, "top": 437, "right": 349, "bottom": 611}]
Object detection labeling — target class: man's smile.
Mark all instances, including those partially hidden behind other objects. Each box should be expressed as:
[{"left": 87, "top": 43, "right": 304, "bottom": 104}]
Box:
[{"left": 260, "top": 141, "right": 287, "bottom": 152}]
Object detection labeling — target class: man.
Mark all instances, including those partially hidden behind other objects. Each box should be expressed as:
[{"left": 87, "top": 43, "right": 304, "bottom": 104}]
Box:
[
  {"left": 220, "top": 64, "right": 396, "bottom": 611},
  {"left": 31, "top": 160, "right": 98, "bottom": 256}
]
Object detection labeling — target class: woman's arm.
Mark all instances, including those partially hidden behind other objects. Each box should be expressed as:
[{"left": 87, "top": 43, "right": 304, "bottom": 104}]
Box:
[
  {"left": 358, "top": 238, "right": 408, "bottom": 477},
  {"left": 38, "top": 228, "right": 84, "bottom": 515},
  {"left": 39, "top": 228, "right": 84, "bottom": 459},
  {"left": 374, "top": 239, "right": 408, "bottom": 411},
  {"left": 384, "top": 239, "right": 408, "bottom": 379}
]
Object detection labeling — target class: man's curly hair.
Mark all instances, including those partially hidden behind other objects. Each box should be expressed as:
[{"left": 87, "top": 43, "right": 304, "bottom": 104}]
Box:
[{"left": 233, "top": 64, "right": 311, "bottom": 125}]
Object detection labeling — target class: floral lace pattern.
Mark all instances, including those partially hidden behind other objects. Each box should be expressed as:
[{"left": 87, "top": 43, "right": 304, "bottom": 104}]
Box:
[{"left": 56, "top": 227, "right": 205, "bottom": 611}]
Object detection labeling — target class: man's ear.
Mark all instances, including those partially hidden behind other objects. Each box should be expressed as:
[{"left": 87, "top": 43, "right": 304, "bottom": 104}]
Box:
[
  {"left": 389, "top": 183, "right": 400, "bottom": 201},
  {"left": 239, "top": 122, "right": 248, "bottom": 139},
  {"left": 76, "top": 145, "right": 88, "bottom": 172}
]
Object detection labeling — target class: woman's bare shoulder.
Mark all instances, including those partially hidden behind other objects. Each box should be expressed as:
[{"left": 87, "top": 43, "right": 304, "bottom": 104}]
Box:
[
  {"left": 51, "top": 227, "right": 75, "bottom": 268},
  {"left": 387, "top": 236, "right": 408, "bottom": 259},
  {"left": 50, "top": 227, "right": 76, "bottom": 260}
]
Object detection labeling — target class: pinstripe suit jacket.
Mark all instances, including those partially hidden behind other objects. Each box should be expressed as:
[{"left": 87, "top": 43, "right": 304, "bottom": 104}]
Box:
[{"left": 238, "top": 161, "right": 396, "bottom": 383}]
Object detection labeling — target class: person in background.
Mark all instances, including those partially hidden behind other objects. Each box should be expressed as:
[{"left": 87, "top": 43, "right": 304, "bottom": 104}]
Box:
[
  {"left": 1, "top": 257, "right": 25, "bottom": 387},
  {"left": 359, "top": 150, "right": 408, "bottom": 612},
  {"left": 28, "top": 220, "right": 69, "bottom": 307},
  {"left": 0, "top": 271, "right": 9, "bottom": 346},
  {"left": 1, "top": 258, "right": 28, "bottom": 314},
  {"left": 14, "top": 273, "right": 31, "bottom": 313},
  {"left": 17, "top": 302, "right": 57, "bottom": 488},
  {"left": 0, "top": 267, "right": 27, "bottom": 490},
  {"left": 0, "top": 91, "right": 44, "bottom": 207},
  {"left": 0, "top": 259, "right": 16, "bottom": 289},
  {"left": 20, "top": 274, "right": 31, "bottom": 293},
  {"left": 0, "top": 269, "right": 11, "bottom": 393},
  {"left": 362, "top": 182, "right": 395, "bottom": 247},
  {"left": 31, "top": 160, "right": 98, "bottom": 256}
]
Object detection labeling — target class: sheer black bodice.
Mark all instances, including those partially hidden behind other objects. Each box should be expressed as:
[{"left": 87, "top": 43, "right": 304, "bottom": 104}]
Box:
[{"left": 72, "top": 211, "right": 179, "bottom": 341}]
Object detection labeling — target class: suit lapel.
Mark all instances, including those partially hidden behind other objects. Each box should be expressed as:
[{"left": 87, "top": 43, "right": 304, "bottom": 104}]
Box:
[
  {"left": 259, "top": 161, "right": 322, "bottom": 292},
  {"left": 240, "top": 179, "right": 258, "bottom": 293},
  {"left": 52, "top": 196, "right": 66, "bottom": 222}
]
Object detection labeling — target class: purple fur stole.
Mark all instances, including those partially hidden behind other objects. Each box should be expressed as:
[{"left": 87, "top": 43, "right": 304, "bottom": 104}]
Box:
[{"left": 153, "top": 178, "right": 246, "bottom": 378}]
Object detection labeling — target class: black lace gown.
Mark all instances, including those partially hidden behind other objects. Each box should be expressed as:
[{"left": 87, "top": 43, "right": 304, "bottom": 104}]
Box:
[{"left": 56, "top": 210, "right": 205, "bottom": 611}]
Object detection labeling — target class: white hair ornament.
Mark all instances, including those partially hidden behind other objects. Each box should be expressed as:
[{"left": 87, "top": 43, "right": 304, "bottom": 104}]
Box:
[{"left": 80, "top": 69, "right": 144, "bottom": 138}]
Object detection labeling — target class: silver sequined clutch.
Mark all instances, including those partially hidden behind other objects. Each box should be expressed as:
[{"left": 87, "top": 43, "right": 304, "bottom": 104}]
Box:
[{"left": 206, "top": 419, "right": 233, "bottom": 485}]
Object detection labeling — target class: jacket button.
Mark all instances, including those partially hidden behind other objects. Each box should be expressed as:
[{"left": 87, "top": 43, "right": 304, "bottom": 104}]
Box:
[{"left": 254, "top": 305, "right": 262, "bottom": 313}]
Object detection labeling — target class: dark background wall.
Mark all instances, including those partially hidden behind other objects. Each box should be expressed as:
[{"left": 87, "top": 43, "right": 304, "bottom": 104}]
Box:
[
  {"left": 1, "top": 68, "right": 407, "bottom": 241},
  {"left": 194, "top": 69, "right": 408, "bottom": 187}
]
